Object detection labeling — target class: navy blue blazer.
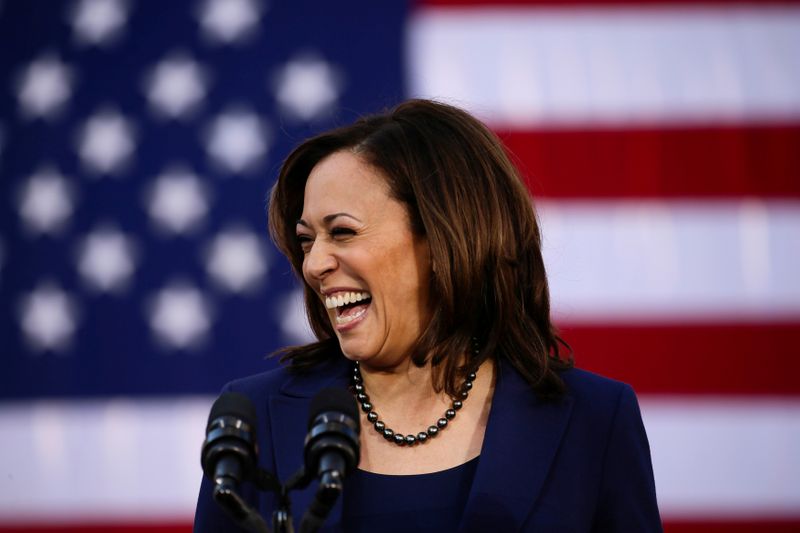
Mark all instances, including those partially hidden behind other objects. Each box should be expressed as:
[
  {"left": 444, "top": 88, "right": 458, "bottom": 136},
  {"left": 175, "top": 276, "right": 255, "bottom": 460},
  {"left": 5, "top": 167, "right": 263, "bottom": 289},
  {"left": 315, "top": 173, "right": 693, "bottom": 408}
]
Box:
[{"left": 194, "top": 357, "right": 662, "bottom": 532}]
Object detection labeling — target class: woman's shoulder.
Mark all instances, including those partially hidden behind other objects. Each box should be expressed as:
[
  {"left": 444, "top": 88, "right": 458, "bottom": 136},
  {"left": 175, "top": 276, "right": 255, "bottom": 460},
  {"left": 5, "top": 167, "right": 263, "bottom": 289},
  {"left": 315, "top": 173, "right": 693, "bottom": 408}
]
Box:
[
  {"left": 560, "top": 366, "right": 634, "bottom": 399},
  {"left": 220, "top": 357, "right": 350, "bottom": 401},
  {"left": 557, "top": 366, "right": 644, "bottom": 429},
  {"left": 219, "top": 364, "right": 293, "bottom": 402},
  {"left": 499, "top": 359, "right": 640, "bottom": 420}
]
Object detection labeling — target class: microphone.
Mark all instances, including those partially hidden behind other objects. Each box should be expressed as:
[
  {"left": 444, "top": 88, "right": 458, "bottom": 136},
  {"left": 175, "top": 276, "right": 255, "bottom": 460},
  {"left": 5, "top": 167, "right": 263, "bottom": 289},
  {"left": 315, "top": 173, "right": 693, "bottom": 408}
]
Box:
[
  {"left": 202, "top": 392, "right": 258, "bottom": 488},
  {"left": 299, "top": 387, "right": 360, "bottom": 533},
  {"left": 201, "top": 392, "right": 270, "bottom": 533}
]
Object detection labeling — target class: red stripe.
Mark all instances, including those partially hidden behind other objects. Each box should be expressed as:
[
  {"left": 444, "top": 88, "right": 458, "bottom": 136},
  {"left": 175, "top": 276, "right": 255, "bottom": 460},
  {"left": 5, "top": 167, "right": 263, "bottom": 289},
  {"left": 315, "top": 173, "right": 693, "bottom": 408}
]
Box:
[
  {"left": 2, "top": 520, "right": 799, "bottom": 532},
  {"left": 420, "top": 0, "right": 800, "bottom": 7},
  {"left": 0, "top": 526, "right": 190, "bottom": 533},
  {"left": 496, "top": 124, "right": 800, "bottom": 198},
  {"left": 664, "top": 520, "right": 800, "bottom": 533},
  {"left": 560, "top": 322, "right": 800, "bottom": 395}
]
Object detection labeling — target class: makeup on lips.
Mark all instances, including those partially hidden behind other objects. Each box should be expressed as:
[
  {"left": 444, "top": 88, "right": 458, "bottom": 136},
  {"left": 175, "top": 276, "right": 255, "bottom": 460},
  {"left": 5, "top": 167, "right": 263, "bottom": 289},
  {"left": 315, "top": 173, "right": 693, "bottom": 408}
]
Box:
[{"left": 324, "top": 290, "right": 372, "bottom": 327}]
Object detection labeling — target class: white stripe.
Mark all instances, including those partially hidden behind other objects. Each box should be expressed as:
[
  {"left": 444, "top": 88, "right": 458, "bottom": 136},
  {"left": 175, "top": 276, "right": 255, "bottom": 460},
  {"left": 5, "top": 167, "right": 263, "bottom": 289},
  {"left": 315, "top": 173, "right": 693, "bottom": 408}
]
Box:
[
  {"left": 539, "top": 200, "right": 800, "bottom": 323},
  {"left": 0, "top": 397, "right": 799, "bottom": 521},
  {"left": 407, "top": 6, "right": 800, "bottom": 127},
  {"left": 0, "top": 397, "right": 212, "bottom": 523},
  {"left": 642, "top": 396, "right": 800, "bottom": 518}
]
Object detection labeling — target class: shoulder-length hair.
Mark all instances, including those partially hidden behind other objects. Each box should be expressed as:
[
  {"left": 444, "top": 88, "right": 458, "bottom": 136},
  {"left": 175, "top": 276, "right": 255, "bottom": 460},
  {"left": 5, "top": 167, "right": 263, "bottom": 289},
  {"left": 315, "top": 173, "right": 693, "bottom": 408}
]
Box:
[{"left": 269, "top": 99, "right": 571, "bottom": 399}]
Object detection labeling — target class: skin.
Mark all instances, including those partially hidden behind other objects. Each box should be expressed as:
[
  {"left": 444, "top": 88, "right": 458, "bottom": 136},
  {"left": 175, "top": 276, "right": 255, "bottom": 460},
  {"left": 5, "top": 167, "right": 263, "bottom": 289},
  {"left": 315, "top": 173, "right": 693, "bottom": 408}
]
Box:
[
  {"left": 297, "top": 150, "right": 494, "bottom": 474},
  {"left": 298, "top": 150, "right": 432, "bottom": 369}
]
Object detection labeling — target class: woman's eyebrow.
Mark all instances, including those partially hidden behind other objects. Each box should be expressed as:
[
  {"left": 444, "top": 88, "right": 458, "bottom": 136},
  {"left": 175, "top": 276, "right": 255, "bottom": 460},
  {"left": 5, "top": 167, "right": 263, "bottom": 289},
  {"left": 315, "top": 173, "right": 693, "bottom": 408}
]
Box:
[
  {"left": 324, "top": 212, "right": 362, "bottom": 223},
  {"left": 296, "top": 213, "right": 362, "bottom": 227}
]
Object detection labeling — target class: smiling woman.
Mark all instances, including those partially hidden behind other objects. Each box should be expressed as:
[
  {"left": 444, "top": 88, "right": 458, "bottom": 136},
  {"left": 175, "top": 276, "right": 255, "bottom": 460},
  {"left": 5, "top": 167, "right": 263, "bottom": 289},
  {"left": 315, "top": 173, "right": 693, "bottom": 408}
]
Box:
[
  {"left": 295, "top": 151, "right": 433, "bottom": 369},
  {"left": 194, "top": 100, "right": 663, "bottom": 532}
]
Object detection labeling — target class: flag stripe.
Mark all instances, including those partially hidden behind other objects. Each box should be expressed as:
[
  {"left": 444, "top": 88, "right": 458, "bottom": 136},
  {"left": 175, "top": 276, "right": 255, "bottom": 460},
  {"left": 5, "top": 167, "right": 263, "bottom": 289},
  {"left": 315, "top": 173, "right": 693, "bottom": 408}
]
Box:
[
  {"left": 0, "top": 526, "right": 190, "bottom": 533},
  {"left": 561, "top": 323, "right": 800, "bottom": 395},
  {"left": 3, "top": 521, "right": 800, "bottom": 533},
  {"left": 408, "top": 5, "right": 800, "bottom": 127},
  {"left": 422, "top": 0, "right": 800, "bottom": 6},
  {"left": 0, "top": 398, "right": 209, "bottom": 523},
  {"left": 498, "top": 125, "right": 800, "bottom": 198},
  {"left": 538, "top": 200, "right": 800, "bottom": 322},
  {"left": 664, "top": 521, "right": 800, "bottom": 533},
  {"left": 1, "top": 397, "right": 798, "bottom": 523},
  {"left": 2, "top": 517, "right": 800, "bottom": 530},
  {"left": 642, "top": 396, "right": 800, "bottom": 518}
]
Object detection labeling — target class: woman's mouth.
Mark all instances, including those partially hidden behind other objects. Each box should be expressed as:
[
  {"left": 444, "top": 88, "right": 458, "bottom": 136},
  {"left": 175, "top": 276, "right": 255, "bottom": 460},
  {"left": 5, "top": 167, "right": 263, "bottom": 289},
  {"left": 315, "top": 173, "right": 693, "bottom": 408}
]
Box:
[{"left": 325, "top": 291, "right": 372, "bottom": 327}]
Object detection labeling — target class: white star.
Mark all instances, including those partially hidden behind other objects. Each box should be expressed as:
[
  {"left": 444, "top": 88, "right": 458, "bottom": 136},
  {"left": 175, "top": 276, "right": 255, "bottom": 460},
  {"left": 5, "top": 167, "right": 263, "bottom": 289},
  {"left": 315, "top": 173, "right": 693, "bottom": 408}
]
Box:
[
  {"left": 71, "top": 0, "right": 129, "bottom": 46},
  {"left": 148, "top": 281, "right": 213, "bottom": 350},
  {"left": 77, "top": 108, "right": 136, "bottom": 175},
  {"left": 279, "top": 288, "right": 315, "bottom": 344},
  {"left": 144, "top": 52, "right": 209, "bottom": 119},
  {"left": 272, "top": 53, "right": 344, "bottom": 122},
  {"left": 204, "top": 107, "right": 269, "bottom": 174},
  {"left": 197, "top": 0, "right": 263, "bottom": 45},
  {"left": 76, "top": 225, "right": 137, "bottom": 293},
  {"left": 16, "top": 55, "right": 74, "bottom": 119},
  {"left": 18, "top": 282, "right": 79, "bottom": 352},
  {"left": 145, "top": 165, "right": 209, "bottom": 235},
  {"left": 17, "top": 167, "right": 75, "bottom": 235},
  {"left": 205, "top": 226, "right": 268, "bottom": 294}
]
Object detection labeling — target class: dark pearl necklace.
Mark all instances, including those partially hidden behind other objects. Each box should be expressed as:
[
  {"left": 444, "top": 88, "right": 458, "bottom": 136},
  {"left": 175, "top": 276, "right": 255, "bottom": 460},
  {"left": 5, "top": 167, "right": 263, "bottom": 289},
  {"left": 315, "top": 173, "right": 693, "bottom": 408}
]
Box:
[{"left": 351, "top": 346, "right": 479, "bottom": 447}]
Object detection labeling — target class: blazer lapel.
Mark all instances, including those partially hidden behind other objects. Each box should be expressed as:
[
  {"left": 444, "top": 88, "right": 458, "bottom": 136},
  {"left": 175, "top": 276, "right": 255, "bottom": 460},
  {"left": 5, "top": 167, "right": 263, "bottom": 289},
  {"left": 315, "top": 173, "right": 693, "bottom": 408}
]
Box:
[
  {"left": 459, "top": 359, "right": 574, "bottom": 532},
  {"left": 267, "top": 357, "right": 573, "bottom": 531},
  {"left": 268, "top": 358, "right": 351, "bottom": 531}
]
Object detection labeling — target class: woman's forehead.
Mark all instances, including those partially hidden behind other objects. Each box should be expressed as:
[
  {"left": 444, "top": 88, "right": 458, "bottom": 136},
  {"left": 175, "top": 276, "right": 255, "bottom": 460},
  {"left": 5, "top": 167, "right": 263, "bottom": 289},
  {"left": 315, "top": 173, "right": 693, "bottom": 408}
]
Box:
[{"left": 302, "top": 152, "right": 392, "bottom": 213}]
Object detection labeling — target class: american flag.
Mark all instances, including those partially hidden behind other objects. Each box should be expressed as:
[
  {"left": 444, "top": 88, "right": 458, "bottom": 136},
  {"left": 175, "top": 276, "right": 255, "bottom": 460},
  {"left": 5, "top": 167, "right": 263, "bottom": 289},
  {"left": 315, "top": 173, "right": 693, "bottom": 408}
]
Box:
[{"left": 0, "top": 0, "right": 798, "bottom": 532}]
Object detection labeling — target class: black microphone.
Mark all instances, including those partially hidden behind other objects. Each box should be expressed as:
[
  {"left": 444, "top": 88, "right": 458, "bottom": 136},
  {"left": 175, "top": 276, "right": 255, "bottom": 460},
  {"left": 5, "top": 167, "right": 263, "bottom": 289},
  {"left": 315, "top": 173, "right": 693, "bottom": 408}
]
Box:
[
  {"left": 299, "top": 387, "right": 360, "bottom": 533},
  {"left": 201, "top": 392, "right": 270, "bottom": 533},
  {"left": 202, "top": 392, "right": 258, "bottom": 488}
]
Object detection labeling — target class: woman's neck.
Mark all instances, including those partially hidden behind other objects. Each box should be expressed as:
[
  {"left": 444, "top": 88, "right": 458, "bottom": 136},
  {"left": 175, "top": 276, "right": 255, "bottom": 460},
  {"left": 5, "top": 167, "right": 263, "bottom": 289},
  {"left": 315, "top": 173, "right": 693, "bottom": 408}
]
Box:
[
  {"left": 354, "top": 356, "right": 496, "bottom": 474},
  {"left": 357, "top": 357, "right": 440, "bottom": 409}
]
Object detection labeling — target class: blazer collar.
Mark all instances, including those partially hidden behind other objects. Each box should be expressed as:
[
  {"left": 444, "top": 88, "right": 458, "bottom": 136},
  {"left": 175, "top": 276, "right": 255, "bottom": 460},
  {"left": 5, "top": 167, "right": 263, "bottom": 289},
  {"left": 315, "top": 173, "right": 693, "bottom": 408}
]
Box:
[
  {"left": 268, "top": 358, "right": 351, "bottom": 529},
  {"left": 266, "top": 357, "right": 574, "bottom": 532},
  {"left": 459, "top": 359, "right": 574, "bottom": 531},
  {"left": 278, "top": 357, "right": 351, "bottom": 398}
]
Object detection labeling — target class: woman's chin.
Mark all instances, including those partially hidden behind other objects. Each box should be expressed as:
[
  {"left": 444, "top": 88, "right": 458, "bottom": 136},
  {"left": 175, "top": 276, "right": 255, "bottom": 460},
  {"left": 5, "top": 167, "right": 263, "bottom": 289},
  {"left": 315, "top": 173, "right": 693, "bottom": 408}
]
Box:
[{"left": 336, "top": 337, "right": 373, "bottom": 362}]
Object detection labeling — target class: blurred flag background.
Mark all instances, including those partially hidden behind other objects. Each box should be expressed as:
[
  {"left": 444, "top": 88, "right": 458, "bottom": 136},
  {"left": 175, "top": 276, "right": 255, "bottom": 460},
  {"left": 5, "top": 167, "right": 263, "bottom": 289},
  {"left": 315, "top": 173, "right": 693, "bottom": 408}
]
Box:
[{"left": 1, "top": 0, "right": 798, "bottom": 531}]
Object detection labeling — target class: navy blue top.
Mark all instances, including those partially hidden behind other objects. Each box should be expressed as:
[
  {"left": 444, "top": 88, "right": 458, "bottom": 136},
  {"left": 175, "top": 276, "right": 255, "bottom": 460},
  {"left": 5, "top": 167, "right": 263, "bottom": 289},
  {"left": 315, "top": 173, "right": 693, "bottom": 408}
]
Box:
[
  {"left": 341, "top": 456, "right": 480, "bottom": 532},
  {"left": 195, "top": 358, "right": 662, "bottom": 532}
]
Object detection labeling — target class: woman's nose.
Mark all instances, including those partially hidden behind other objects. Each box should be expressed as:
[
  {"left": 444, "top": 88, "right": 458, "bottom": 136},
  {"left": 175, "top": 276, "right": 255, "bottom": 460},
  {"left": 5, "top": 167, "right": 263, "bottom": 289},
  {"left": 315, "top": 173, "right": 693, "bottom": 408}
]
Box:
[{"left": 303, "top": 240, "right": 337, "bottom": 280}]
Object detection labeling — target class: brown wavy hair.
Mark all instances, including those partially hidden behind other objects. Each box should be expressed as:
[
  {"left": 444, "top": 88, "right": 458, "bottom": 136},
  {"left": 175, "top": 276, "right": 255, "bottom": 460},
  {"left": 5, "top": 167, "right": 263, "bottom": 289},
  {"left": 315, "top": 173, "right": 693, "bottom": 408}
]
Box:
[{"left": 269, "top": 99, "right": 572, "bottom": 399}]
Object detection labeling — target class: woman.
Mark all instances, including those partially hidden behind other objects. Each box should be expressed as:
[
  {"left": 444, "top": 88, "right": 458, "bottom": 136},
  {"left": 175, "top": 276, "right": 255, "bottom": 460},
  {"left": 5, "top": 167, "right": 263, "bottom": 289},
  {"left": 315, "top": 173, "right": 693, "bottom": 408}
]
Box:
[{"left": 195, "top": 100, "right": 662, "bottom": 531}]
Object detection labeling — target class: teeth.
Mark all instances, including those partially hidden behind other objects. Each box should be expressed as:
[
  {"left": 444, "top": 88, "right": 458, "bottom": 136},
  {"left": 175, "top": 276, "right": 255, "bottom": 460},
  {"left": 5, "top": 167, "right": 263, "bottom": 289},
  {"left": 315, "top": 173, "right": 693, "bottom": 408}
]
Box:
[
  {"left": 325, "top": 291, "right": 371, "bottom": 309},
  {"left": 335, "top": 305, "right": 368, "bottom": 325}
]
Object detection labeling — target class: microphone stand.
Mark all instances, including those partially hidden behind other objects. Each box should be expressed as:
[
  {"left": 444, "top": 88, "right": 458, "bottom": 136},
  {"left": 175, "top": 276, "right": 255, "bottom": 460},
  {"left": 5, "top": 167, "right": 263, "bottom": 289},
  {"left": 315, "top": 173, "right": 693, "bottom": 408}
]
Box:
[
  {"left": 211, "top": 461, "right": 342, "bottom": 533},
  {"left": 283, "top": 464, "right": 344, "bottom": 533},
  {"left": 259, "top": 469, "right": 295, "bottom": 533},
  {"left": 212, "top": 465, "right": 294, "bottom": 533},
  {"left": 272, "top": 484, "right": 294, "bottom": 533},
  {"left": 212, "top": 476, "right": 272, "bottom": 533}
]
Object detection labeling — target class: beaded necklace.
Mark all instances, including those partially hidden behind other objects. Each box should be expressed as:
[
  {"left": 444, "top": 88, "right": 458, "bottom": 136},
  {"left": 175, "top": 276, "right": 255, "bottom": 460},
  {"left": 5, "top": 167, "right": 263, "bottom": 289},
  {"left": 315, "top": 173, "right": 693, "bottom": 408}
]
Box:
[{"left": 351, "top": 341, "right": 479, "bottom": 447}]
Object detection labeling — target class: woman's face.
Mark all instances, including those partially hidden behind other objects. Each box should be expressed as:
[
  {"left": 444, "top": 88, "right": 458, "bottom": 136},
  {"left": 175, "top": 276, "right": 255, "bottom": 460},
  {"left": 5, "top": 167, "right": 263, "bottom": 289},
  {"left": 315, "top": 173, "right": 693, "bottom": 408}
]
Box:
[{"left": 297, "top": 150, "right": 432, "bottom": 368}]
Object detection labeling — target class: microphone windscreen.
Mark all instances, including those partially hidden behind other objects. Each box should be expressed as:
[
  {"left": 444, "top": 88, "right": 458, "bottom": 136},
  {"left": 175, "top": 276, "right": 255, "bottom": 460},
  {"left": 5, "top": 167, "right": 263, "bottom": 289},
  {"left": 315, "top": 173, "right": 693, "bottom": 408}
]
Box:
[
  {"left": 207, "top": 391, "right": 257, "bottom": 429},
  {"left": 308, "top": 387, "right": 359, "bottom": 429}
]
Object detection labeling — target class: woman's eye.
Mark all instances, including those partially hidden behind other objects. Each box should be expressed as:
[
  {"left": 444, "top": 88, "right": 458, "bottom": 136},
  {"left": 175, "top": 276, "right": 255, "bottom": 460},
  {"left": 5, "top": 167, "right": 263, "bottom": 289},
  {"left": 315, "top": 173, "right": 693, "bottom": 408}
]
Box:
[
  {"left": 330, "top": 227, "right": 355, "bottom": 238},
  {"left": 296, "top": 234, "right": 313, "bottom": 252}
]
